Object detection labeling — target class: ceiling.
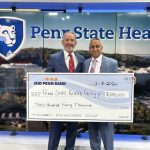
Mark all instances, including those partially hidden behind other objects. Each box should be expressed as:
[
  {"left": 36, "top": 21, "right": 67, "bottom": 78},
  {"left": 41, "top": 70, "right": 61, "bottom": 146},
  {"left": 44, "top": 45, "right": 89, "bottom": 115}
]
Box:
[{"left": 0, "top": 1, "right": 150, "bottom": 12}]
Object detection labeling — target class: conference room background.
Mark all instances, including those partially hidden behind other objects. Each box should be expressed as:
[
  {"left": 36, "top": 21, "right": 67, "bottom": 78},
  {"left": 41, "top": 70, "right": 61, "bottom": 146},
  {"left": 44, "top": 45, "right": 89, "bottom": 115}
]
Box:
[{"left": 0, "top": 12, "right": 150, "bottom": 134}]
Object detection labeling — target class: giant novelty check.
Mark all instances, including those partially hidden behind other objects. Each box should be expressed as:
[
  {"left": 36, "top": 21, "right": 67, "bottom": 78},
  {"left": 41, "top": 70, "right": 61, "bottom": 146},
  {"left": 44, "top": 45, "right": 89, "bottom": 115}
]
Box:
[{"left": 27, "top": 73, "right": 134, "bottom": 122}]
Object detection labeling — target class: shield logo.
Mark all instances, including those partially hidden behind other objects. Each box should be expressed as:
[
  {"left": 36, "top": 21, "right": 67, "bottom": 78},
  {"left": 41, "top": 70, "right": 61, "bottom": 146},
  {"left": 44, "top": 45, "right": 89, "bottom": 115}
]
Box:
[{"left": 0, "top": 16, "right": 25, "bottom": 60}]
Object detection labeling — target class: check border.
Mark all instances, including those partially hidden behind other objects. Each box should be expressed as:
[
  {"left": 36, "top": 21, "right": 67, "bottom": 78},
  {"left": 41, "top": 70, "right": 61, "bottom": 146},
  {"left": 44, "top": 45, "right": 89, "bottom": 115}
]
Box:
[{"left": 27, "top": 73, "right": 134, "bottom": 122}]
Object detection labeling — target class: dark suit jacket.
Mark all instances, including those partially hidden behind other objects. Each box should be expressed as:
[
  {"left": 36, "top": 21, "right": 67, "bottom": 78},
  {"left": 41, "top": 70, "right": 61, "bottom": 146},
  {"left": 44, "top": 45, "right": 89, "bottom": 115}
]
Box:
[{"left": 46, "top": 51, "right": 85, "bottom": 72}]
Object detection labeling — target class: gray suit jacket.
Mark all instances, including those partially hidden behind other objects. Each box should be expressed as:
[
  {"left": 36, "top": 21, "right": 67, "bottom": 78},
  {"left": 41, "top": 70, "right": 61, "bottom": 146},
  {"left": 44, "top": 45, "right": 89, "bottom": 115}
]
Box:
[
  {"left": 83, "top": 55, "right": 118, "bottom": 73},
  {"left": 83, "top": 55, "right": 118, "bottom": 150},
  {"left": 46, "top": 51, "right": 85, "bottom": 72}
]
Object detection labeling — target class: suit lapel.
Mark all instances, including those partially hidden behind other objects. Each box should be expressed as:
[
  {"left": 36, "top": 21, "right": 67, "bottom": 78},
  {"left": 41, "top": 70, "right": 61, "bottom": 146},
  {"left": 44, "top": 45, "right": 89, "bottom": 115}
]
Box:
[
  {"left": 74, "top": 52, "right": 82, "bottom": 72},
  {"left": 58, "top": 51, "right": 68, "bottom": 72},
  {"left": 84, "top": 58, "right": 91, "bottom": 72},
  {"left": 100, "top": 56, "right": 108, "bottom": 73}
]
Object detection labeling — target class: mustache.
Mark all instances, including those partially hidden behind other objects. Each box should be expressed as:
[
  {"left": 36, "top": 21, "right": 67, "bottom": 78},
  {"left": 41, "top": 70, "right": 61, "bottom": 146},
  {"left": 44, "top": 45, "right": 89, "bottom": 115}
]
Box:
[{"left": 66, "top": 44, "right": 74, "bottom": 47}]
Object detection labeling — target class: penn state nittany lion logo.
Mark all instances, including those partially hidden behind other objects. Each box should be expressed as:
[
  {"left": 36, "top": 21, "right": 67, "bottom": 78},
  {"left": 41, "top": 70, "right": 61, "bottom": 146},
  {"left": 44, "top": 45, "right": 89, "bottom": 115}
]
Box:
[
  {"left": 0, "top": 25, "right": 16, "bottom": 47},
  {"left": 0, "top": 17, "right": 25, "bottom": 60}
]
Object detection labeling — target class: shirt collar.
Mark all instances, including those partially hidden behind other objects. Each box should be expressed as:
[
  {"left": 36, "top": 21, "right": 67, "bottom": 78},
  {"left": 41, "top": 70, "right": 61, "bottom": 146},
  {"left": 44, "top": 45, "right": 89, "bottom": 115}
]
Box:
[
  {"left": 91, "top": 54, "right": 102, "bottom": 63},
  {"left": 63, "top": 50, "right": 75, "bottom": 59}
]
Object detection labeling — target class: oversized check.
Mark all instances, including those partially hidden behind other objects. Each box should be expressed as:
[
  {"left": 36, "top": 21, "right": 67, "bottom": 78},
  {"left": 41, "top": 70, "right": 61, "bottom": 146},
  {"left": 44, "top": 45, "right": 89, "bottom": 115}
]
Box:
[{"left": 27, "top": 73, "right": 134, "bottom": 122}]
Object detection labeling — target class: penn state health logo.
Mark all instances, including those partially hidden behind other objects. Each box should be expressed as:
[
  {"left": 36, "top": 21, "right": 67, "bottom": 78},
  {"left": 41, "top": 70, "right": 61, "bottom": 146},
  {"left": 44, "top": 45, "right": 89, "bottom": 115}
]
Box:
[{"left": 0, "top": 16, "right": 25, "bottom": 60}]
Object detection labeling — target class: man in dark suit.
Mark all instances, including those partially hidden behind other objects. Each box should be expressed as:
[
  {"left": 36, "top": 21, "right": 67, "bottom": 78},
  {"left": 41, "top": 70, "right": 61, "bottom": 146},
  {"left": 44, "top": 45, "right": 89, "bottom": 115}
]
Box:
[
  {"left": 46, "top": 31, "right": 85, "bottom": 150},
  {"left": 83, "top": 38, "right": 118, "bottom": 150}
]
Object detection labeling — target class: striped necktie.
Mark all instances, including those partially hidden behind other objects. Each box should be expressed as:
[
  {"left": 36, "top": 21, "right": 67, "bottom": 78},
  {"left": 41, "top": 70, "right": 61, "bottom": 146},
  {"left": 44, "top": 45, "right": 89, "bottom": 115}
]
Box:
[{"left": 90, "top": 59, "right": 97, "bottom": 73}]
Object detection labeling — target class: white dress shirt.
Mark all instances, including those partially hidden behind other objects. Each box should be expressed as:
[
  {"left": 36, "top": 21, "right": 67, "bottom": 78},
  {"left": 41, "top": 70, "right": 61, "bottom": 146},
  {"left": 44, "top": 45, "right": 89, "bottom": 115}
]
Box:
[
  {"left": 88, "top": 54, "right": 102, "bottom": 73},
  {"left": 63, "top": 50, "right": 78, "bottom": 69}
]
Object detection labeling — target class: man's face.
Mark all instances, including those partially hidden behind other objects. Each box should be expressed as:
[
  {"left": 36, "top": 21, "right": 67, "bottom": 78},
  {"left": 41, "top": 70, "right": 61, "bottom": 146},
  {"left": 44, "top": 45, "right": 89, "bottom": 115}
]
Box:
[
  {"left": 89, "top": 40, "right": 103, "bottom": 59},
  {"left": 62, "top": 32, "right": 77, "bottom": 53}
]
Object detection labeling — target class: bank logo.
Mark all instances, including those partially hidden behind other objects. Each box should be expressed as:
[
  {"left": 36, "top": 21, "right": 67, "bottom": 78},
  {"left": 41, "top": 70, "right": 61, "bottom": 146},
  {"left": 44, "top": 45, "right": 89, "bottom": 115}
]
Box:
[{"left": 0, "top": 17, "right": 25, "bottom": 60}]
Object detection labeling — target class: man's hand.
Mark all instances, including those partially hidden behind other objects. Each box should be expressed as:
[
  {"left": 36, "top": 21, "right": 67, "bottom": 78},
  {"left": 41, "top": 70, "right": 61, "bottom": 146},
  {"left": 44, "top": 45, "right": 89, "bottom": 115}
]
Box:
[
  {"left": 23, "top": 75, "right": 27, "bottom": 81},
  {"left": 132, "top": 76, "right": 136, "bottom": 85}
]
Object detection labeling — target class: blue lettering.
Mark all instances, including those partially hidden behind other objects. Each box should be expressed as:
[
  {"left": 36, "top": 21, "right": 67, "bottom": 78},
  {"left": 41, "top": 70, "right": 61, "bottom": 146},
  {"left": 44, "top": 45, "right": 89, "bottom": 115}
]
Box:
[
  {"left": 74, "top": 26, "right": 82, "bottom": 39},
  {"left": 98, "top": 28, "right": 105, "bottom": 39},
  {"left": 132, "top": 30, "right": 141, "bottom": 39},
  {"left": 83, "top": 28, "right": 90, "bottom": 39},
  {"left": 51, "top": 29, "right": 61, "bottom": 39},
  {"left": 41, "top": 29, "right": 50, "bottom": 38},
  {"left": 31, "top": 26, "right": 41, "bottom": 38},
  {"left": 106, "top": 30, "right": 114, "bottom": 39},
  {"left": 30, "top": 26, "right": 150, "bottom": 40},
  {"left": 119, "top": 27, "right": 131, "bottom": 39},
  {"left": 142, "top": 30, "right": 150, "bottom": 39},
  {"left": 90, "top": 30, "right": 97, "bottom": 39}
]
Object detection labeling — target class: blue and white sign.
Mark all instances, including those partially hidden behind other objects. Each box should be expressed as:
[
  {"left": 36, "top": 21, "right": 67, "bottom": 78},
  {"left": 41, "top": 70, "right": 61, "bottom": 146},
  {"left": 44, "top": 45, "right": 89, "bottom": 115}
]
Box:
[{"left": 0, "top": 16, "right": 25, "bottom": 60}]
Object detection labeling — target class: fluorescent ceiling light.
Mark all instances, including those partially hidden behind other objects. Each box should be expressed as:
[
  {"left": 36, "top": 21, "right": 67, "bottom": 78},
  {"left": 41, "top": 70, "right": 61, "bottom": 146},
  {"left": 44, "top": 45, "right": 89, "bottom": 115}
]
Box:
[
  {"left": 48, "top": 12, "right": 58, "bottom": 16},
  {"left": 0, "top": 9, "right": 12, "bottom": 12},
  {"left": 0, "top": 8, "right": 40, "bottom": 12},
  {"left": 17, "top": 9, "right": 40, "bottom": 12}
]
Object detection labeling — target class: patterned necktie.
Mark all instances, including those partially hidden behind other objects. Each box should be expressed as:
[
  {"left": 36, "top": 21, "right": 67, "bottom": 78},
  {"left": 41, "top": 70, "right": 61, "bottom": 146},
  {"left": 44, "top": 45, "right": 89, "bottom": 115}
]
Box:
[
  {"left": 90, "top": 59, "right": 97, "bottom": 73},
  {"left": 68, "top": 53, "right": 75, "bottom": 72}
]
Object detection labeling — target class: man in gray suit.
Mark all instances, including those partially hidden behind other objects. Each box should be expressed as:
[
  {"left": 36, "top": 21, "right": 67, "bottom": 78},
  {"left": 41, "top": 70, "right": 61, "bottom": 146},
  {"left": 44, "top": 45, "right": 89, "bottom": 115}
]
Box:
[
  {"left": 83, "top": 38, "right": 118, "bottom": 150},
  {"left": 46, "top": 31, "right": 85, "bottom": 150}
]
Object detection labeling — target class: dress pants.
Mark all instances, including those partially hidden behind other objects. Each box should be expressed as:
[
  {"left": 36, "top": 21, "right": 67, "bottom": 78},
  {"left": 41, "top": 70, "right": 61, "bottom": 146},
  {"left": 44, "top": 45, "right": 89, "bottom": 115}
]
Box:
[
  {"left": 88, "top": 122, "right": 114, "bottom": 150},
  {"left": 48, "top": 121, "right": 78, "bottom": 150}
]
